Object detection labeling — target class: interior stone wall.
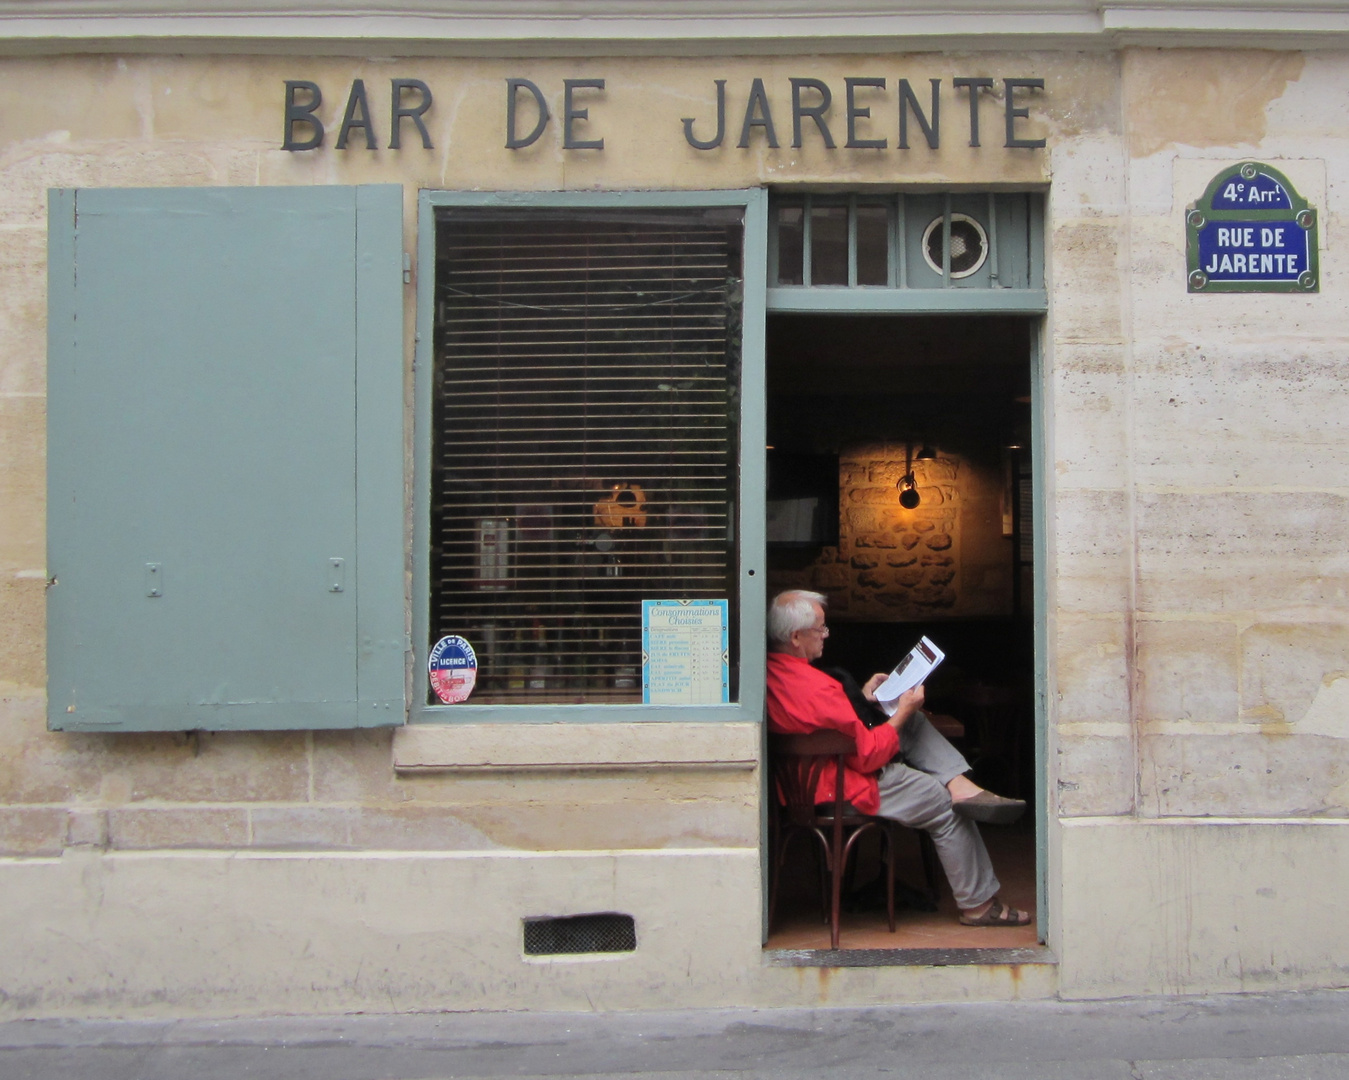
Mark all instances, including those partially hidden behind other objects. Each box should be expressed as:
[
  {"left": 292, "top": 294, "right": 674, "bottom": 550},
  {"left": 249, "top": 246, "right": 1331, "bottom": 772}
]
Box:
[
  {"left": 769, "top": 446, "right": 1012, "bottom": 621},
  {"left": 839, "top": 448, "right": 961, "bottom": 618}
]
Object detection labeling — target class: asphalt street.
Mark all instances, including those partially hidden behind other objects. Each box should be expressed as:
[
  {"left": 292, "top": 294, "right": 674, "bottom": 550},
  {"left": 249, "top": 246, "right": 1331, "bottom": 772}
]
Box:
[{"left": 3, "top": 988, "right": 1348, "bottom": 1080}]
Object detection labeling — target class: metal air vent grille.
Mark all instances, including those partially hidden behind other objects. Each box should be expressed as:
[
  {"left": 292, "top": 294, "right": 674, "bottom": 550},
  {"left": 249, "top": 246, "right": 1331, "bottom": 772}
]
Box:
[{"left": 523, "top": 913, "right": 637, "bottom": 955}]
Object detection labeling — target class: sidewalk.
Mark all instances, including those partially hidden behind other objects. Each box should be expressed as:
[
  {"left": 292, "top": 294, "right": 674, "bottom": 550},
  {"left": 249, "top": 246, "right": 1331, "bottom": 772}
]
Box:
[{"left": 3, "top": 988, "right": 1348, "bottom": 1080}]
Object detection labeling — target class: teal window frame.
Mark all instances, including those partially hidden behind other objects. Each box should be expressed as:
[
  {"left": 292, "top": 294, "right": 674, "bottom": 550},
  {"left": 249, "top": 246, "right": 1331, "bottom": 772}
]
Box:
[
  {"left": 411, "top": 189, "right": 768, "bottom": 725},
  {"left": 767, "top": 191, "right": 1047, "bottom": 315},
  {"left": 758, "top": 187, "right": 1051, "bottom": 942}
]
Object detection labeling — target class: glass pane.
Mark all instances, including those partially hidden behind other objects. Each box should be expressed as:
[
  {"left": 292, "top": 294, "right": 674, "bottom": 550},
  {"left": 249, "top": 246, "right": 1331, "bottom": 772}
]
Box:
[
  {"left": 856, "top": 204, "right": 889, "bottom": 286},
  {"left": 775, "top": 203, "right": 804, "bottom": 285},
  {"left": 431, "top": 208, "right": 744, "bottom": 707},
  {"left": 810, "top": 204, "right": 848, "bottom": 285}
]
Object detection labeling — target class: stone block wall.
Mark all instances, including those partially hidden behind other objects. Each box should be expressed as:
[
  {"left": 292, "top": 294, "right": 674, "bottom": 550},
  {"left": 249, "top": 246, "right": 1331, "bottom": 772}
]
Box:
[
  {"left": 1047, "top": 47, "right": 1349, "bottom": 824},
  {"left": 9, "top": 41, "right": 1349, "bottom": 1006},
  {"left": 3, "top": 47, "right": 1342, "bottom": 841},
  {"left": 768, "top": 445, "right": 1013, "bottom": 621},
  {"left": 0, "top": 712, "right": 760, "bottom": 857},
  {"left": 841, "top": 451, "right": 962, "bottom": 617}
]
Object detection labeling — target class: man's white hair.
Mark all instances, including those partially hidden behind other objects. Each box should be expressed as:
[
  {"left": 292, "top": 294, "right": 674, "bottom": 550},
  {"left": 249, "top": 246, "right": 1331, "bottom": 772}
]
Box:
[{"left": 768, "top": 589, "right": 827, "bottom": 646}]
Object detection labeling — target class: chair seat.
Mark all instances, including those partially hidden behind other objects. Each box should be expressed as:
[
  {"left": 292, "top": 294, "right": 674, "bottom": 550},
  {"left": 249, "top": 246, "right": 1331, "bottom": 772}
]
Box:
[{"left": 814, "top": 801, "right": 866, "bottom": 819}]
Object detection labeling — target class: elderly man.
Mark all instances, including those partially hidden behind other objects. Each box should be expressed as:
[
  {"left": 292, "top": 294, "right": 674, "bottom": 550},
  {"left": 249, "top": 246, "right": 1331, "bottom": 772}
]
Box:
[{"left": 767, "top": 588, "right": 1030, "bottom": 927}]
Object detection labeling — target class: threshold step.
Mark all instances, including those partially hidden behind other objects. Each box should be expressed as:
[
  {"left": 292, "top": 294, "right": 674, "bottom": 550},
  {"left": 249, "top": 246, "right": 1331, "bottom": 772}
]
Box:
[{"left": 764, "top": 945, "right": 1057, "bottom": 968}]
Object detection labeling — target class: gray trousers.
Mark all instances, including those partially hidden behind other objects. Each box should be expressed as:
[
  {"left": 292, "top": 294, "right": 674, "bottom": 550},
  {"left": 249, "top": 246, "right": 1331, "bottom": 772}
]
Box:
[{"left": 875, "top": 711, "right": 1000, "bottom": 910}]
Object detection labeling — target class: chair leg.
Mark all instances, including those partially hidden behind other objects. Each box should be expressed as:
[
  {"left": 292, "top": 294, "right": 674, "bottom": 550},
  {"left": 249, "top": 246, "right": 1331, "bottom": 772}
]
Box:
[
  {"left": 843, "top": 841, "right": 859, "bottom": 896},
  {"left": 814, "top": 838, "right": 831, "bottom": 925},
  {"left": 919, "top": 830, "right": 941, "bottom": 901},
  {"left": 883, "top": 825, "right": 897, "bottom": 932},
  {"left": 829, "top": 868, "right": 843, "bottom": 949},
  {"left": 829, "top": 817, "right": 845, "bottom": 950}
]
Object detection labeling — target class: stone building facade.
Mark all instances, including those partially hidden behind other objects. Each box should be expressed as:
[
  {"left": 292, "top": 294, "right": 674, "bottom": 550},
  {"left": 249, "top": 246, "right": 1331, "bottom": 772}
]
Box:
[{"left": 2, "top": 1, "right": 1349, "bottom": 1016}]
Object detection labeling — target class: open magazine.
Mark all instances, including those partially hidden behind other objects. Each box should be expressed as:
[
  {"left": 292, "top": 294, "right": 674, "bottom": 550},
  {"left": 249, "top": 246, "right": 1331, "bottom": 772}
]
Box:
[{"left": 874, "top": 636, "right": 945, "bottom": 717}]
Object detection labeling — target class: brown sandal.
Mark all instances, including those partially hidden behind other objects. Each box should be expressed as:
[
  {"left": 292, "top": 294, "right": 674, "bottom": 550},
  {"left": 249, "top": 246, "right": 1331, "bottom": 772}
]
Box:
[{"left": 959, "top": 899, "right": 1031, "bottom": 926}]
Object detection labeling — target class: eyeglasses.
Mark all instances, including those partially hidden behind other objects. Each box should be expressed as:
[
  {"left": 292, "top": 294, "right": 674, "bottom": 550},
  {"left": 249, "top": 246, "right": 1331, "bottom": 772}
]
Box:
[{"left": 800, "top": 625, "right": 830, "bottom": 638}]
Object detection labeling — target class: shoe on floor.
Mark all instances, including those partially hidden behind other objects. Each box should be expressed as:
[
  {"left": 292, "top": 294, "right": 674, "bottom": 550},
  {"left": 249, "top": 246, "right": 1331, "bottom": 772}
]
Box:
[
  {"left": 959, "top": 899, "right": 1032, "bottom": 926},
  {"left": 951, "top": 790, "right": 1026, "bottom": 824}
]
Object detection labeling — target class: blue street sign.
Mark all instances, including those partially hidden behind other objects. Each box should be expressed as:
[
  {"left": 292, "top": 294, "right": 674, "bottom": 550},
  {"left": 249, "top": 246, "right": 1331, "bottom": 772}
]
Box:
[
  {"left": 1195, "top": 220, "right": 1310, "bottom": 283},
  {"left": 1186, "top": 162, "right": 1318, "bottom": 293},
  {"left": 1209, "top": 171, "right": 1292, "bottom": 211}
]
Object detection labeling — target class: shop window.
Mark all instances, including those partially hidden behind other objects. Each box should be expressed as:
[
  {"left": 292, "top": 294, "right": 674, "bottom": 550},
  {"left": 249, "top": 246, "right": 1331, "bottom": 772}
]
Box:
[{"left": 425, "top": 205, "right": 750, "bottom": 707}]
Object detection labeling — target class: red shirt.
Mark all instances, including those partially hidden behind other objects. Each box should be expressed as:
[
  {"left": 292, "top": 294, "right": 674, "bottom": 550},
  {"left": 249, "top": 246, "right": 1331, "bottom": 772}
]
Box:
[{"left": 765, "top": 652, "right": 899, "bottom": 815}]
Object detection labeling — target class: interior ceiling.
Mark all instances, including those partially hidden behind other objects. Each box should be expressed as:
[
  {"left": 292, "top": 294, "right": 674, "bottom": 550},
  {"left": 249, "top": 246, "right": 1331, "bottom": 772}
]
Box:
[{"left": 766, "top": 314, "right": 1032, "bottom": 397}]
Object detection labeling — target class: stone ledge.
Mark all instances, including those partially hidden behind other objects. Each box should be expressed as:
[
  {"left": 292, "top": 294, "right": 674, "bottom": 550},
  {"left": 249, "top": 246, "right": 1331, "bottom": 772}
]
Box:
[
  {"left": 392, "top": 722, "right": 760, "bottom": 772},
  {"left": 1, "top": 3, "right": 1347, "bottom": 57},
  {"left": 764, "top": 946, "right": 1057, "bottom": 968},
  {"left": 1060, "top": 815, "right": 1349, "bottom": 827}
]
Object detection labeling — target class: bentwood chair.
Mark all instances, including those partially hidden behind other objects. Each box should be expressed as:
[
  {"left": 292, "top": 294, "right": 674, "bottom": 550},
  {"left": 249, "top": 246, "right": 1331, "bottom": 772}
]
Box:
[{"left": 767, "top": 729, "right": 902, "bottom": 950}]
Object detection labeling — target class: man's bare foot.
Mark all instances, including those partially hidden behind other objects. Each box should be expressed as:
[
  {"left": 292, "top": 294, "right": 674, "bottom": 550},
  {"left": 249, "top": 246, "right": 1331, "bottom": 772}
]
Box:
[{"left": 959, "top": 898, "right": 1031, "bottom": 926}]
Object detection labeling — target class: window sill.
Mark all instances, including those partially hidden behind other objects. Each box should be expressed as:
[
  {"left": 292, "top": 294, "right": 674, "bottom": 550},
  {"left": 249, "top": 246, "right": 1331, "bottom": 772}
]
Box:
[{"left": 392, "top": 721, "right": 759, "bottom": 773}]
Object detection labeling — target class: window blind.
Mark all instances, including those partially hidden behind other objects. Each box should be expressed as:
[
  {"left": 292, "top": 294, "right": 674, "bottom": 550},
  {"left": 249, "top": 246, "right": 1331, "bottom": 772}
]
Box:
[{"left": 431, "top": 208, "right": 743, "bottom": 705}]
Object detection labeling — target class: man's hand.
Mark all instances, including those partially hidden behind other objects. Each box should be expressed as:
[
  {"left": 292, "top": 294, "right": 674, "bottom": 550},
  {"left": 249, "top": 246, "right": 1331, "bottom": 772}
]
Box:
[
  {"left": 861, "top": 673, "right": 888, "bottom": 701},
  {"left": 886, "top": 684, "right": 925, "bottom": 729}
]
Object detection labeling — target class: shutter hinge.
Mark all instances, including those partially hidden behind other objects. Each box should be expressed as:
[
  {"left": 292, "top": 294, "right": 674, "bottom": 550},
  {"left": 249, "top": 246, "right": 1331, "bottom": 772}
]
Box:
[{"left": 403, "top": 252, "right": 412, "bottom": 285}]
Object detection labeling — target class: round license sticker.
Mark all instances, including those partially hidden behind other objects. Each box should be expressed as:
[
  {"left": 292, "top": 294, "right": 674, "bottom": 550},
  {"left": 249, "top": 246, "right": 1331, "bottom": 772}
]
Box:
[{"left": 429, "top": 635, "right": 478, "bottom": 704}]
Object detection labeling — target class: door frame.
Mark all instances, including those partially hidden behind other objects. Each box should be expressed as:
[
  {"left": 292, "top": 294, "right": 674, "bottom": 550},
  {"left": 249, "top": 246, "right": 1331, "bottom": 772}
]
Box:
[{"left": 761, "top": 188, "right": 1050, "bottom": 945}]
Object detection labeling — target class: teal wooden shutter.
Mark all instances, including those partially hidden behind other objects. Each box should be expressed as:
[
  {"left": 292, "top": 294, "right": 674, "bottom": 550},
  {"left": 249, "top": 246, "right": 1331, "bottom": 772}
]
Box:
[{"left": 47, "top": 185, "right": 405, "bottom": 731}]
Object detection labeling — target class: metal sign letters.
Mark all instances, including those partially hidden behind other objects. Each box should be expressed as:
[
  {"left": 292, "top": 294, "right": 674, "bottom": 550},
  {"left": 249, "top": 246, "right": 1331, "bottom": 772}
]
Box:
[{"left": 282, "top": 76, "right": 1046, "bottom": 154}]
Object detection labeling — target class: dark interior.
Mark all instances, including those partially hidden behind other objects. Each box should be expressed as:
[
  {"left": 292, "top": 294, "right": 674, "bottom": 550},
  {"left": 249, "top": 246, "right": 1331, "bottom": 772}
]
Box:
[{"left": 766, "top": 313, "right": 1038, "bottom": 946}]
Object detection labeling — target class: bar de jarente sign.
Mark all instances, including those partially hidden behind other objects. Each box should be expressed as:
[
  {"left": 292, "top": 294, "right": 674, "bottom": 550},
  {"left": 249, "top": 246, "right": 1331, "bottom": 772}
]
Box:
[{"left": 281, "top": 75, "right": 1047, "bottom": 153}]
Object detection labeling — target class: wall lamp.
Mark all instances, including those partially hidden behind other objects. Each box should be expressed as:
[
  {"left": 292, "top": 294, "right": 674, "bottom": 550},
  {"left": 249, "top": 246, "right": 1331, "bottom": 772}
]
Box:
[{"left": 897, "top": 442, "right": 921, "bottom": 509}]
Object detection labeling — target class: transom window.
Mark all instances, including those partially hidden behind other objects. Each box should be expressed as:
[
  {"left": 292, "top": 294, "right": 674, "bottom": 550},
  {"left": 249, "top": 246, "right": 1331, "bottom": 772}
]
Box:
[{"left": 770, "top": 192, "right": 1042, "bottom": 291}]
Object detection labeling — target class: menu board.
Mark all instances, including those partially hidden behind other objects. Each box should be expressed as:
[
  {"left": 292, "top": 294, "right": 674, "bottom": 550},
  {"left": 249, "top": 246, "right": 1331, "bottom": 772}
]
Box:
[{"left": 641, "top": 599, "right": 729, "bottom": 705}]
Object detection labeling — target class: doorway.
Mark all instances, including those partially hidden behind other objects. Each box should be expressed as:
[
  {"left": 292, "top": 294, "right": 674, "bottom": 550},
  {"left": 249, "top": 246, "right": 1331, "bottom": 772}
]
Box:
[{"left": 764, "top": 312, "right": 1041, "bottom": 950}]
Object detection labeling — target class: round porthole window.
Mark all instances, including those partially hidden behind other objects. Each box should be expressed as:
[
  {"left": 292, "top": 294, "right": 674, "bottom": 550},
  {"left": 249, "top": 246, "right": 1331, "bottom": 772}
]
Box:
[{"left": 921, "top": 214, "right": 989, "bottom": 279}]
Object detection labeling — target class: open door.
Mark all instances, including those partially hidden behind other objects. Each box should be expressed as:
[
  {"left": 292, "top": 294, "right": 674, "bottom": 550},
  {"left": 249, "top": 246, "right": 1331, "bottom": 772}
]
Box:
[{"left": 763, "top": 312, "right": 1044, "bottom": 951}]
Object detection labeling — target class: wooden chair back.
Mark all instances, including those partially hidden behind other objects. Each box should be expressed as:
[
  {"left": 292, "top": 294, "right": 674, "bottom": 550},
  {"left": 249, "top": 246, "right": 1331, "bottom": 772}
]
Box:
[{"left": 768, "top": 729, "right": 856, "bottom": 828}]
